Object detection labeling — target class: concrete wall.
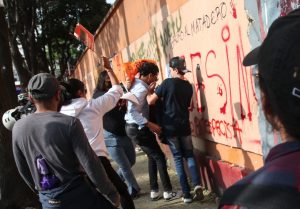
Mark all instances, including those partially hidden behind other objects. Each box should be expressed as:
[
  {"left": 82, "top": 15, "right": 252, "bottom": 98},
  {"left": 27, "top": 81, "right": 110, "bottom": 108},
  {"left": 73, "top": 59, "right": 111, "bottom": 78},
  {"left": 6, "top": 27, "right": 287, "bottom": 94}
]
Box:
[{"left": 74, "top": 0, "right": 300, "bottom": 192}]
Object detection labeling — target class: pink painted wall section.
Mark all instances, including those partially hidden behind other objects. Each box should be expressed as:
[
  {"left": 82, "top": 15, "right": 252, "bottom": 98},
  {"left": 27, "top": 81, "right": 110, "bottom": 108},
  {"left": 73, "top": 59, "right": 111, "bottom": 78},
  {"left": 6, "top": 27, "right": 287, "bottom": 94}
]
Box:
[
  {"left": 74, "top": 0, "right": 300, "bottom": 170},
  {"left": 121, "top": 0, "right": 261, "bottom": 154}
]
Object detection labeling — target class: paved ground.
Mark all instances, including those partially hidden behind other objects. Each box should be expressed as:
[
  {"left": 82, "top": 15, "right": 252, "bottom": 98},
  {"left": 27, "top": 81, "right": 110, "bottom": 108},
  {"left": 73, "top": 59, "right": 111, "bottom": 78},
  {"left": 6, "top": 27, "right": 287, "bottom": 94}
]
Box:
[
  {"left": 123, "top": 151, "right": 218, "bottom": 209},
  {"left": 26, "top": 150, "right": 218, "bottom": 209}
]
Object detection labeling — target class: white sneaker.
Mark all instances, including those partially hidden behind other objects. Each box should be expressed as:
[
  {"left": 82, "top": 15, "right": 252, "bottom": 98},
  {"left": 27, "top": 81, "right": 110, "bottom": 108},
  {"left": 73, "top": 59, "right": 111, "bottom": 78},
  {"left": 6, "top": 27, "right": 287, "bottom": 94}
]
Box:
[
  {"left": 163, "top": 191, "right": 182, "bottom": 201},
  {"left": 182, "top": 193, "right": 193, "bottom": 203},
  {"left": 150, "top": 190, "right": 160, "bottom": 201}
]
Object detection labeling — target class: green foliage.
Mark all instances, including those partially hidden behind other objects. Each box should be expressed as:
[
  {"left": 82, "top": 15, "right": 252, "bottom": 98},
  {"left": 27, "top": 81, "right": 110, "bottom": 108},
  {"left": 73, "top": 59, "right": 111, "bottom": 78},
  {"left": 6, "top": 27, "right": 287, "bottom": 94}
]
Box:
[{"left": 4, "top": 0, "right": 111, "bottom": 79}]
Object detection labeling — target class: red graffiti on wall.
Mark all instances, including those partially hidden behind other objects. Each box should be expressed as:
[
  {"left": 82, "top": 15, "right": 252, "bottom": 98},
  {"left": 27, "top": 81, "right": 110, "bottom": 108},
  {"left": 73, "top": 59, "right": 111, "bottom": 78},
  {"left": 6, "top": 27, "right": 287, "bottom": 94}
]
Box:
[
  {"left": 191, "top": 116, "right": 243, "bottom": 144},
  {"left": 187, "top": 24, "right": 257, "bottom": 143},
  {"left": 278, "top": 0, "right": 300, "bottom": 16},
  {"left": 190, "top": 52, "right": 206, "bottom": 113},
  {"left": 206, "top": 50, "right": 228, "bottom": 114},
  {"left": 230, "top": 0, "right": 237, "bottom": 19}
]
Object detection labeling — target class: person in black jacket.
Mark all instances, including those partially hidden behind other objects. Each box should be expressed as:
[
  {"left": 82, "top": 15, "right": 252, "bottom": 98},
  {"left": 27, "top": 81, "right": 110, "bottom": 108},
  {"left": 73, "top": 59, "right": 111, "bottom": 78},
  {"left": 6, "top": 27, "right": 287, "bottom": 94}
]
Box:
[{"left": 93, "top": 71, "right": 141, "bottom": 199}]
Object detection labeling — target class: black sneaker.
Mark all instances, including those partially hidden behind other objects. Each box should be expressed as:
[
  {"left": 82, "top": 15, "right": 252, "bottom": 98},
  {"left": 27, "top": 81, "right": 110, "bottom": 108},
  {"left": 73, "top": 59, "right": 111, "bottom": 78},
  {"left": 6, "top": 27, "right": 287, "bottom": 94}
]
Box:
[{"left": 130, "top": 188, "right": 140, "bottom": 199}]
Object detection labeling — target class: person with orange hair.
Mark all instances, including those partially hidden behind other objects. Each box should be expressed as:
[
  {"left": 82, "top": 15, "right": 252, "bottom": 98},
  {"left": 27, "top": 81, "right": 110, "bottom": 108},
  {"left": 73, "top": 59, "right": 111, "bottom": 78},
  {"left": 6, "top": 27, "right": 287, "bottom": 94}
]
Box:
[
  {"left": 93, "top": 70, "right": 141, "bottom": 199},
  {"left": 125, "top": 60, "right": 181, "bottom": 201}
]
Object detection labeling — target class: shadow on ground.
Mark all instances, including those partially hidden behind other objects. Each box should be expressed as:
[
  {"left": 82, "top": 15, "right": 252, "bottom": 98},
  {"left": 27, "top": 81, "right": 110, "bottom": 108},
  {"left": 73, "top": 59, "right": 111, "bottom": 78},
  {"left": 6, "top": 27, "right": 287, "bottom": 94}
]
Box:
[{"left": 112, "top": 150, "right": 218, "bottom": 209}]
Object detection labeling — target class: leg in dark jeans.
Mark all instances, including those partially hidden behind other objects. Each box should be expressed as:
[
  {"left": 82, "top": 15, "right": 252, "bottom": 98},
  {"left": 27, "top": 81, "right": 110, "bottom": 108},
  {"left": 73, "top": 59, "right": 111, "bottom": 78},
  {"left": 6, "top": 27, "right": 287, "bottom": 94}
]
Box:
[
  {"left": 147, "top": 154, "right": 158, "bottom": 191},
  {"left": 39, "top": 177, "right": 117, "bottom": 209},
  {"left": 99, "top": 156, "right": 135, "bottom": 209},
  {"left": 125, "top": 124, "right": 172, "bottom": 192}
]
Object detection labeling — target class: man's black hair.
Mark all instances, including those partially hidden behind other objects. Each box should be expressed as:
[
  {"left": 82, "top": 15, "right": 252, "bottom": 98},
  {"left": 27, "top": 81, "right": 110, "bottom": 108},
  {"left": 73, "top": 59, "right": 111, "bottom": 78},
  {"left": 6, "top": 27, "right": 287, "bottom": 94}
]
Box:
[
  {"left": 66, "top": 78, "right": 85, "bottom": 99},
  {"left": 138, "top": 62, "right": 159, "bottom": 76}
]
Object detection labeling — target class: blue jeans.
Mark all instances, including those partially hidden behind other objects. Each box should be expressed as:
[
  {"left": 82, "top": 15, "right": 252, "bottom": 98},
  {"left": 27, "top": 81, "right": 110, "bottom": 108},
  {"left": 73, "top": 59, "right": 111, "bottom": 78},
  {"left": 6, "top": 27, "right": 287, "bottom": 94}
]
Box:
[
  {"left": 167, "top": 135, "right": 201, "bottom": 194},
  {"left": 39, "top": 176, "right": 117, "bottom": 209},
  {"left": 104, "top": 130, "right": 140, "bottom": 194}
]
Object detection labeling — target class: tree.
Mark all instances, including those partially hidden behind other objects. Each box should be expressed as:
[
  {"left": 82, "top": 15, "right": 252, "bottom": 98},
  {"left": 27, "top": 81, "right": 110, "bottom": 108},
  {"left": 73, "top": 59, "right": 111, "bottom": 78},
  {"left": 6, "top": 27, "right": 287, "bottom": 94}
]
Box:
[
  {"left": 0, "top": 1, "right": 111, "bottom": 207},
  {"left": 0, "top": 1, "right": 40, "bottom": 208},
  {"left": 4, "top": 0, "right": 111, "bottom": 87}
]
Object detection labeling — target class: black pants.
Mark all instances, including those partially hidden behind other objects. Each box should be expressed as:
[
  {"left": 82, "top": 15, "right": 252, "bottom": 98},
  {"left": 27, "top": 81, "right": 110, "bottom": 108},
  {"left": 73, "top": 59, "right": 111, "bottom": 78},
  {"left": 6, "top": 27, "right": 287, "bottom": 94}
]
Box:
[
  {"left": 99, "top": 156, "right": 135, "bottom": 209},
  {"left": 125, "top": 123, "right": 172, "bottom": 192}
]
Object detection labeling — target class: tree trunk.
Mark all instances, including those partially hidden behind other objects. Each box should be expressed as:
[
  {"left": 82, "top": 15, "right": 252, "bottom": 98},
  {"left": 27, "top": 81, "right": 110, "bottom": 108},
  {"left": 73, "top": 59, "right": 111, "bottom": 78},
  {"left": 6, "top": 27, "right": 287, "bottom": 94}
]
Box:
[
  {"left": 8, "top": 30, "right": 31, "bottom": 89},
  {"left": 0, "top": 4, "right": 40, "bottom": 209}
]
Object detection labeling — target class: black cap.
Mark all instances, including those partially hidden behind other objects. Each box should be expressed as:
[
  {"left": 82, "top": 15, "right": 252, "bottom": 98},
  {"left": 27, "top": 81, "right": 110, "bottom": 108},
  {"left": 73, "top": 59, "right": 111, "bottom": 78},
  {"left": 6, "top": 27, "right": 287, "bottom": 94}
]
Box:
[
  {"left": 169, "top": 56, "right": 191, "bottom": 74},
  {"left": 243, "top": 8, "right": 300, "bottom": 99},
  {"left": 28, "top": 73, "right": 59, "bottom": 99}
]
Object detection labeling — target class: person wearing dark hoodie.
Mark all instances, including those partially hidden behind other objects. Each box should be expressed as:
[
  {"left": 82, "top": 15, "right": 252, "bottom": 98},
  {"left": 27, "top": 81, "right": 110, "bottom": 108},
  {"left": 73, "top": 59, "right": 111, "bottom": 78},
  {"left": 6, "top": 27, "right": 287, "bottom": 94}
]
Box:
[
  {"left": 93, "top": 70, "right": 141, "bottom": 199},
  {"left": 60, "top": 57, "right": 135, "bottom": 209}
]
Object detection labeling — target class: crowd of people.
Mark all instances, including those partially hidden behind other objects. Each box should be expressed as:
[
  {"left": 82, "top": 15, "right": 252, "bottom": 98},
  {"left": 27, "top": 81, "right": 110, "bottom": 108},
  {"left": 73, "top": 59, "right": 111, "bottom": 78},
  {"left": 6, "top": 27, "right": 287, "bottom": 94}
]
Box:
[
  {"left": 8, "top": 7, "right": 300, "bottom": 209},
  {"left": 11, "top": 55, "right": 205, "bottom": 209}
]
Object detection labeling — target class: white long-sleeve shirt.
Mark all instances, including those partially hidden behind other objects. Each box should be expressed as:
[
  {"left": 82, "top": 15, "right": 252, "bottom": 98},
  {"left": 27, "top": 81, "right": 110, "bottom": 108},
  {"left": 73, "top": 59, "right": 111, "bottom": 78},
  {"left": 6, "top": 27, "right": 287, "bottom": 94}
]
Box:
[{"left": 60, "top": 85, "right": 123, "bottom": 157}]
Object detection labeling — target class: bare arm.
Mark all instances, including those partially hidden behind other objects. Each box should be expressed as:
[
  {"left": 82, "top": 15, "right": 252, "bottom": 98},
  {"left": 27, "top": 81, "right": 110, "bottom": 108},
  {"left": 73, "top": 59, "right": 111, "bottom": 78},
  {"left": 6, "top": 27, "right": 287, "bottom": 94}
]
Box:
[
  {"left": 102, "top": 57, "right": 119, "bottom": 86},
  {"left": 147, "top": 92, "right": 159, "bottom": 105}
]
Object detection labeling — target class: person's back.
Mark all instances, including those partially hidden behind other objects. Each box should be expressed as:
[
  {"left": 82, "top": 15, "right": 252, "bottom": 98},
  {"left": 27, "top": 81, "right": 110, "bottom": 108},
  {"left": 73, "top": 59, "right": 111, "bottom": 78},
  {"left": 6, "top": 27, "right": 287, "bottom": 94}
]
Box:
[
  {"left": 156, "top": 77, "right": 193, "bottom": 137},
  {"left": 61, "top": 89, "right": 121, "bottom": 157},
  {"left": 92, "top": 71, "right": 141, "bottom": 198},
  {"left": 13, "top": 112, "right": 89, "bottom": 186},
  {"left": 60, "top": 58, "right": 123, "bottom": 157},
  {"left": 148, "top": 57, "right": 204, "bottom": 203},
  {"left": 60, "top": 62, "right": 136, "bottom": 209},
  {"left": 12, "top": 73, "right": 119, "bottom": 209}
]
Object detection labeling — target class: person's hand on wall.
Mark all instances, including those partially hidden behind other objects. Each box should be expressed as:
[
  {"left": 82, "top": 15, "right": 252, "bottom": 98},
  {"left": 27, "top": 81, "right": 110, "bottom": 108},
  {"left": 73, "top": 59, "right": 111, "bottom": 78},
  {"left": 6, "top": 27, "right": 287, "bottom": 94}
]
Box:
[{"left": 102, "top": 56, "right": 113, "bottom": 71}]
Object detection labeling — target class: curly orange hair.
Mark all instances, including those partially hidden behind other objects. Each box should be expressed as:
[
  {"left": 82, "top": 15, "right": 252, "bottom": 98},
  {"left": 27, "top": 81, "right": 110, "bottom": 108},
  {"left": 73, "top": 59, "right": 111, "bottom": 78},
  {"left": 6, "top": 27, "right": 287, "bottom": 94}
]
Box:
[
  {"left": 121, "top": 62, "right": 136, "bottom": 82},
  {"left": 122, "top": 59, "right": 157, "bottom": 82}
]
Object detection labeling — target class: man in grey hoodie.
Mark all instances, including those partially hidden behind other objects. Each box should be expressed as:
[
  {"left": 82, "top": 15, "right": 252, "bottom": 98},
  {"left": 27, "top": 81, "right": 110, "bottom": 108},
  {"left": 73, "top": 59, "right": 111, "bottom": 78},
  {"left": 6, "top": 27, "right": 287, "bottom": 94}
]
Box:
[{"left": 12, "top": 73, "right": 120, "bottom": 209}]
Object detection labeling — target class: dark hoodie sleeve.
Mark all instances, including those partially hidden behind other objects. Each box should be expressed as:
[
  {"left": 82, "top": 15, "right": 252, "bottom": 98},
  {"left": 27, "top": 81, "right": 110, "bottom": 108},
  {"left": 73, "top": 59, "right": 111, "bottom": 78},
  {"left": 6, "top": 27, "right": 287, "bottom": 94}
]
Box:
[
  {"left": 12, "top": 129, "right": 36, "bottom": 193},
  {"left": 70, "top": 118, "right": 119, "bottom": 203}
]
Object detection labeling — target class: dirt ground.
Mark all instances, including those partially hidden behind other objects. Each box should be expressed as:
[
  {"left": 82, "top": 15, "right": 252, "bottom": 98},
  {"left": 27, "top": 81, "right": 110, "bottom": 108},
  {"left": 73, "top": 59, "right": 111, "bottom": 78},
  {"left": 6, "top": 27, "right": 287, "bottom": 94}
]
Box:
[{"left": 123, "top": 151, "right": 218, "bottom": 209}]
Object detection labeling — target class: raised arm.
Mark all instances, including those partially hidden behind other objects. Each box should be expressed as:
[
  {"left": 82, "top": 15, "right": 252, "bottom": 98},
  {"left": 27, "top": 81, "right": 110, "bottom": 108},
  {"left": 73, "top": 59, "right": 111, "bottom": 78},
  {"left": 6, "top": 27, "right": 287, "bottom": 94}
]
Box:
[{"left": 102, "top": 56, "right": 119, "bottom": 86}]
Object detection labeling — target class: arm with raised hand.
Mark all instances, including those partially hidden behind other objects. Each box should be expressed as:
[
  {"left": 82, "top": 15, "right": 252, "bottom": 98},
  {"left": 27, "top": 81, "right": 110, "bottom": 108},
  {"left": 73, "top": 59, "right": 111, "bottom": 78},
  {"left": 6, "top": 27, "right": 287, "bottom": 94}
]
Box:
[{"left": 102, "top": 56, "right": 119, "bottom": 86}]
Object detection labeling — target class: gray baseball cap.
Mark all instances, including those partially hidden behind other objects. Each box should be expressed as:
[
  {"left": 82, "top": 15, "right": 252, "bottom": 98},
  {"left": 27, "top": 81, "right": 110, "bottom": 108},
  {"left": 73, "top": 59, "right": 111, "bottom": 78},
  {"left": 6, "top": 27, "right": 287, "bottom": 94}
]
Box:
[{"left": 28, "top": 73, "right": 59, "bottom": 99}]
